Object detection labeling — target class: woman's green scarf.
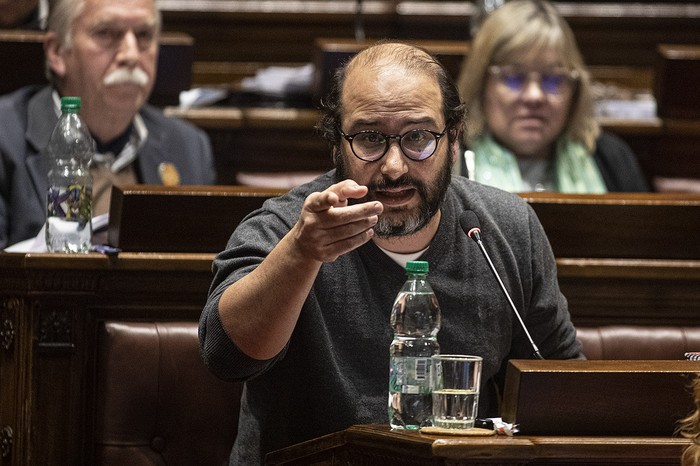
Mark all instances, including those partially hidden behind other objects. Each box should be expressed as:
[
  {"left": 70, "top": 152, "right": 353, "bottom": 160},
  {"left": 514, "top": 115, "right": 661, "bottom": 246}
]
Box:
[{"left": 470, "top": 134, "right": 607, "bottom": 193}]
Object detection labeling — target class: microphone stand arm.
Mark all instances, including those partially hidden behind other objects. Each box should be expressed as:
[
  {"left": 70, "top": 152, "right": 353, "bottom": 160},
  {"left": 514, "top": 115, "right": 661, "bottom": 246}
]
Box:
[{"left": 474, "top": 238, "right": 544, "bottom": 360}]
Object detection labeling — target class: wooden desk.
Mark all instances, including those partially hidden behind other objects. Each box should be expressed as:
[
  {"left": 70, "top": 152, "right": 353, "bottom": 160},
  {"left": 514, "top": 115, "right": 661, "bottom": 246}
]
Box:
[
  {"left": 265, "top": 424, "right": 692, "bottom": 465},
  {"left": 656, "top": 44, "right": 700, "bottom": 119},
  {"left": 556, "top": 258, "right": 700, "bottom": 326},
  {"left": 522, "top": 192, "right": 700, "bottom": 326},
  {"left": 0, "top": 252, "right": 214, "bottom": 466},
  {"left": 108, "top": 184, "right": 287, "bottom": 252},
  {"left": 501, "top": 360, "right": 700, "bottom": 436},
  {"left": 162, "top": 107, "right": 331, "bottom": 184},
  {"left": 520, "top": 192, "right": 700, "bottom": 260},
  {"left": 1, "top": 192, "right": 699, "bottom": 463}
]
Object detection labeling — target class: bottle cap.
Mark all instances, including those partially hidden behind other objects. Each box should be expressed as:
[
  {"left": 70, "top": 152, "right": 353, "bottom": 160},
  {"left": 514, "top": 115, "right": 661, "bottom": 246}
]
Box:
[
  {"left": 60, "top": 96, "right": 81, "bottom": 113},
  {"left": 406, "top": 261, "right": 429, "bottom": 273}
]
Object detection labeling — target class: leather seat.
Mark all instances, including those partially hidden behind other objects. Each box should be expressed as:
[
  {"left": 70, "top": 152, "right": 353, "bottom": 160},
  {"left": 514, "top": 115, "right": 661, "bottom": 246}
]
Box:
[
  {"left": 93, "top": 320, "right": 700, "bottom": 465},
  {"left": 94, "top": 321, "right": 241, "bottom": 466},
  {"left": 577, "top": 325, "right": 700, "bottom": 360}
]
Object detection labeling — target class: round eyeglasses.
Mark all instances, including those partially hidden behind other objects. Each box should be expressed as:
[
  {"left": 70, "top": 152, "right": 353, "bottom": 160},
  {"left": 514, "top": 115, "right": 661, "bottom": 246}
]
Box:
[
  {"left": 338, "top": 127, "right": 447, "bottom": 162},
  {"left": 488, "top": 65, "right": 579, "bottom": 97}
]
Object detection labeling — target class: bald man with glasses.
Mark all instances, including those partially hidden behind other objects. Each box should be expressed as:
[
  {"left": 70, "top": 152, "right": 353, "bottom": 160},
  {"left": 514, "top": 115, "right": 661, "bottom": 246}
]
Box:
[{"left": 200, "top": 42, "right": 583, "bottom": 465}]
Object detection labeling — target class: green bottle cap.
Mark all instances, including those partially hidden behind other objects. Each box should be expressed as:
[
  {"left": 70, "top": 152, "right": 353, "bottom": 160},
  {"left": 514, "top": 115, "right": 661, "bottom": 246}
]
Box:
[
  {"left": 60, "top": 96, "right": 81, "bottom": 113},
  {"left": 406, "top": 261, "right": 429, "bottom": 273}
]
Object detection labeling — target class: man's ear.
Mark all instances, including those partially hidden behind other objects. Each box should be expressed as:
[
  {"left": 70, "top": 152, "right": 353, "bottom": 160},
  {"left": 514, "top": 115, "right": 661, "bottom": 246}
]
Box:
[{"left": 44, "top": 31, "right": 67, "bottom": 78}]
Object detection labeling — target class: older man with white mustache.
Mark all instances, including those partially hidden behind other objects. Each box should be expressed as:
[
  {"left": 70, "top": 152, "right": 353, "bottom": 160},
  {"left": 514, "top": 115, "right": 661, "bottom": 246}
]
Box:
[{"left": 0, "top": 0, "right": 217, "bottom": 250}]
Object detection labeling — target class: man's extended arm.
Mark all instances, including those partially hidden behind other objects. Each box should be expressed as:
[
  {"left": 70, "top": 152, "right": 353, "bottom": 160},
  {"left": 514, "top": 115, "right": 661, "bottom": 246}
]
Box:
[{"left": 214, "top": 180, "right": 383, "bottom": 360}]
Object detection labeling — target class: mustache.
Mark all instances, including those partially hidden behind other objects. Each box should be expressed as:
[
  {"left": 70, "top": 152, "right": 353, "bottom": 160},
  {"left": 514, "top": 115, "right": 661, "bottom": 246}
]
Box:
[
  {"left": 347, "top": 175, "right": 422, "bottom": 206},
  {"left": 103, "top": 67, "right": 149, "bottom": 87},
  {"left": 369, "top": 175, "right": 424, "bottom": 193}
]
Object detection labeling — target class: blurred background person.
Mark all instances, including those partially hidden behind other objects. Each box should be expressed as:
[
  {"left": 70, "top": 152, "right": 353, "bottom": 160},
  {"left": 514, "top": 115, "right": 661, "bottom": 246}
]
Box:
[
  {"left": 0, "top": 0, "right": 46, "bottom": 29},
  {"left": 0, "top": 0, "right": 216, "bottom": 249},
  {"left": 457, "top": 0, "right": 649, "bottom": 193}
]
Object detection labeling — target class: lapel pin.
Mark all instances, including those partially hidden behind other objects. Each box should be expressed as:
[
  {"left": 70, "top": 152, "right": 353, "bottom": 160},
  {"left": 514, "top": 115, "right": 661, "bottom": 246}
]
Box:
[{"left": 158, "top": 162, "right": 181, "bottom": 186}]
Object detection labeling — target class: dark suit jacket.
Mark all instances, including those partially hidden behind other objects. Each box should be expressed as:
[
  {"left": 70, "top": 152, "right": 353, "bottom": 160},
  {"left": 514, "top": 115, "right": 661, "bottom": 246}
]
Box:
[
  {"left": 592, "top": 131, "right": 650, "bottom": 192},
  {"left": 0, "top": 85, "right": 216, "bottom": 249}
]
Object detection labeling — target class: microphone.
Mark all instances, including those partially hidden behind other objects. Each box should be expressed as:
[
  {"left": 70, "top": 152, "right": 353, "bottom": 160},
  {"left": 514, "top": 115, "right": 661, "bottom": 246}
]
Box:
[
  {"left": 459, "top": 210, "right": 544, "bottom": 360},
  {"left": 354, "top": 0, "right": 365, "bottom": 42}
]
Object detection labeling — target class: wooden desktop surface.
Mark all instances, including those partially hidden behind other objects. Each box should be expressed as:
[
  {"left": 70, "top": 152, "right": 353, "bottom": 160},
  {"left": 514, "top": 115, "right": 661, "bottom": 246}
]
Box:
[{"left": 265, "top": 423, "right": 692, "bottom": 465}]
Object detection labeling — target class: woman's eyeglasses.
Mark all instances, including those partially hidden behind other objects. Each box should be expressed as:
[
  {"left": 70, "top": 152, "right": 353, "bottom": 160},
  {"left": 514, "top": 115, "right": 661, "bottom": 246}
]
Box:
[
  {"left": 338, "top": 128, "right": 447, "bottom": 162},
  {"left": 488, "top": 65, "right": 579, "bottom": 97}
]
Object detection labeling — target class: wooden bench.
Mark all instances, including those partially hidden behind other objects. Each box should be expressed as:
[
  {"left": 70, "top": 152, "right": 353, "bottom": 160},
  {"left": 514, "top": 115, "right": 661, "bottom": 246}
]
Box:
[
  {"left": 155, "top": 0, "right": 700, "bottom": 87},
  {"left": 107, "top": 184, "right": 287, "bottom": 252},
  {"left": 656, "top": 44, "right": 700, "bottom": 120},
  {"left": 104, "top": 186, "right": 700, "bottom": 327},
  {"left": 165, "top": 38, "right": 700, "bottom": 187},
  {"left": 520, "top": 192, "right": 700, "bottom": 326},
  {"left": 651, "top": 44, "right": 700, "bottom": 189}
]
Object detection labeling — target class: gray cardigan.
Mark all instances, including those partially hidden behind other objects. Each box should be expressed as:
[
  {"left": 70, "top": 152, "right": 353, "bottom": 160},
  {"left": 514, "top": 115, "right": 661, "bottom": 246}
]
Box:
[{"left": 200, "top": 171, "right": 582, "bottom": 465}]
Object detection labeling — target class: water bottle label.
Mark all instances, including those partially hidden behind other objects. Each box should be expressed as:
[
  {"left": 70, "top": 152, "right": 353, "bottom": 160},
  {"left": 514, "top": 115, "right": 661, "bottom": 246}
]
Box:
[
  {"left": 47, "top": 184, "right": 92, "bottom": 222},
  {"left": 390, "top": 357, "right": 432, "bottom": 394}
]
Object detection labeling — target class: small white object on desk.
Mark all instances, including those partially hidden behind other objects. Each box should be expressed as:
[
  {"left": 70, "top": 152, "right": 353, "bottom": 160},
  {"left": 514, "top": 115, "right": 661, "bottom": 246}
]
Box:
[{"left": 4, "top": 213, "right": 109, "bottom": 253}]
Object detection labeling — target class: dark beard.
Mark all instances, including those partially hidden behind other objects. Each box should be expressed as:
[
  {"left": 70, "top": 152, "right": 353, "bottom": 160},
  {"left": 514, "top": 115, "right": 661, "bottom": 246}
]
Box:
[{"left": 334, "top": 145, "right": 453, "bottom": 238}]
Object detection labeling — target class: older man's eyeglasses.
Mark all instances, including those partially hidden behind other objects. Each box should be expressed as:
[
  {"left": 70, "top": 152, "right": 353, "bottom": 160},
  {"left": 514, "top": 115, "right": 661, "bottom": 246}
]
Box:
[
  {"left": 488, "top": 65, "right": 579, "bottom": 97},
  {"left": 338, "top": 128, "right": 447, "bottom": 162}
]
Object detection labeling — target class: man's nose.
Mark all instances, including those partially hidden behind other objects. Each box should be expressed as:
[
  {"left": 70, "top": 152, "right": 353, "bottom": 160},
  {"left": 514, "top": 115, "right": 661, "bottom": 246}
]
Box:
[
  {"left": 117, "top": 31, "right": 140, "bottom": 65},
  {"left": 380, "top": 141, "right": 409, "bottom": 178}
]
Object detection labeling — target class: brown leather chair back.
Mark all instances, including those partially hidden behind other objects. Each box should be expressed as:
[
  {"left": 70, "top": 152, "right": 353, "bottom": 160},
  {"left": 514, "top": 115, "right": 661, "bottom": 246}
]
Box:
[
  {"left": 93, "top": 321, "right": 700, "bottom": 464},
  {"left": 95, "top": 321, "right": 241, "bottom": 466},
  {"left": 577, "top": 325, "right": 700, "bottom": 360}
]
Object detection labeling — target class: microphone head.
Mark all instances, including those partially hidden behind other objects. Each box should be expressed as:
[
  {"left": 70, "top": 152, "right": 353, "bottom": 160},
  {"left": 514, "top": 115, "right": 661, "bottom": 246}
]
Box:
[{"left": 459, "top": 210, "right": 481, "bottom": 242}]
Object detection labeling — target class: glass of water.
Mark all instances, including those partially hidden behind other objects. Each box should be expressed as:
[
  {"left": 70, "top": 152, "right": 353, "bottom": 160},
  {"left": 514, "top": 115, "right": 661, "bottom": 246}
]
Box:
[{"left": 430, "top": 354, "right": 482, "bottom": 429}]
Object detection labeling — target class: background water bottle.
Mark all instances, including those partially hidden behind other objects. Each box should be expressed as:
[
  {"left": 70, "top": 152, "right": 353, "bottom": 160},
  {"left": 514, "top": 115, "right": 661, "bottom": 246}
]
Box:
[
  {"left": 388, "top": 260, "right": 441, "bottom": 429},
  {"left": 470, "top": 0, "right": 505, "bottom": 37},
  {"left": 46, "top": 96, "right": 95, "bottom": 253}
]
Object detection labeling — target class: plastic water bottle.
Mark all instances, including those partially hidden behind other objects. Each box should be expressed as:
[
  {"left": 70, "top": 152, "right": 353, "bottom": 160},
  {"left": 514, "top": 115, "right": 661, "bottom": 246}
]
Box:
[
  {"left": 45, "top": 96, "right": 95, "bottom": 253},
  {"left": 388, "top": 260, "right": 441, "bottom": 429},
  {"left": 470, "top": 0, "right": 505, "bottom": 36}
]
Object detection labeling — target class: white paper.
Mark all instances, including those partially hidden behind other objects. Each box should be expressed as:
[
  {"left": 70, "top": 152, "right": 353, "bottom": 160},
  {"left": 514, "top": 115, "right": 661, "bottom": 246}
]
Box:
[{"left": 4, "top": 213, "right": 109, "bottom": 253}]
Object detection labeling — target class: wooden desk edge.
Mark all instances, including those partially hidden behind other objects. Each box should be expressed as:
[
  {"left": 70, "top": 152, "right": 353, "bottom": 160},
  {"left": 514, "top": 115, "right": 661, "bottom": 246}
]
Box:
[
  {"left": 0, "top": 251, "right": 215, "bottom": 271},
  {"left": 325, "top": 425, "right": 690, "bottom": 462}
]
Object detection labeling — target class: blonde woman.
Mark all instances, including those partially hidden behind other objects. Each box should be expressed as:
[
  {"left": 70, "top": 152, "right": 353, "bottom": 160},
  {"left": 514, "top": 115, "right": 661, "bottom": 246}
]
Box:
[{"left": 457, "top": 0, "right": 649, "bottom": 193}]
